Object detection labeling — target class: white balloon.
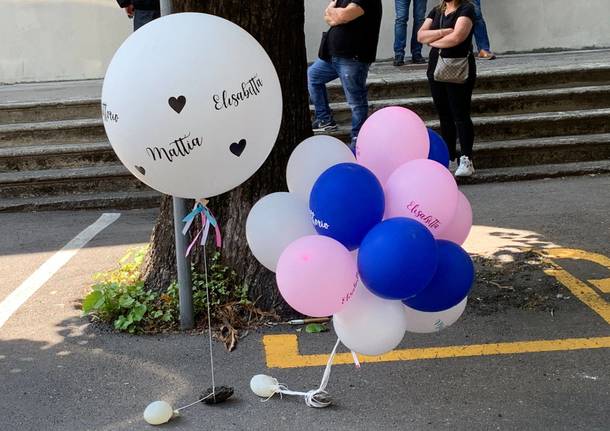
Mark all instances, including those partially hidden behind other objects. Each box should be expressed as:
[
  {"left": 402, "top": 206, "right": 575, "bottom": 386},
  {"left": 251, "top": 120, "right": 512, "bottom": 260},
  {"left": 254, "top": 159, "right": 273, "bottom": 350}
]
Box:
[
  {"left": 102, "top": 13, "right": 282, "bottom": 198},
  {"left": 250, "top": 374, "right": 280, "bottom": 398},
  {"left": 246, "top": 192, "right": 317, "bottom": 271},
  {"left": 404, "top": 297, "right": 468, "bottom": 333},
  {"left": 333, "top": 283, "right": 408, "bottom": 356},
  {"left": 143, "top": 401, "right": 174, "bottom": 425},
  {"left": 286, "top": 135, "right": 356, "bottom": 202}
]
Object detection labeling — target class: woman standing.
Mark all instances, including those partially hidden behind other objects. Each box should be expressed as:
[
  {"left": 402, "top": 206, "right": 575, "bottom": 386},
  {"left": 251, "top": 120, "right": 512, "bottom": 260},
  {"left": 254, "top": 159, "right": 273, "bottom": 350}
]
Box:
[{"left": 418, "top": 0, "right": 476, "bottom": 177}]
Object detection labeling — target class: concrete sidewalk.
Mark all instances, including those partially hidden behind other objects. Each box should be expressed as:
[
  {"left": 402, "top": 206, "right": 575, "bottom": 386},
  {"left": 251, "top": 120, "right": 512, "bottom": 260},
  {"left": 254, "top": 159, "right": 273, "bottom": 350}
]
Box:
[{"left": 0, "top": 175, "right": 609, "bottom": 430}]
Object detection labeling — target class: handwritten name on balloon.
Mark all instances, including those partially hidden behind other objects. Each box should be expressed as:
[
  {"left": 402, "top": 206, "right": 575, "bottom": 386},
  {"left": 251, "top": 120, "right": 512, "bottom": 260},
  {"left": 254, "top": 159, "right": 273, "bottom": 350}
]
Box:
[
  {"left": 213, "top": 75, "right": 264, "bottom": 111},
  {"left": 341, "top": 275, "right": 359, "bottom": 305},
  {"left": 310, "top": 210, "right": 330, "bottom": 230},
  {"left": 101, "top": 103, "right": 119, "bottom": 123},
  {"left": 407, "top": 201, "right": 441, "bottom": 230},
  {"left": 146, "top": 132, "right": 203, "bottom": 163}
]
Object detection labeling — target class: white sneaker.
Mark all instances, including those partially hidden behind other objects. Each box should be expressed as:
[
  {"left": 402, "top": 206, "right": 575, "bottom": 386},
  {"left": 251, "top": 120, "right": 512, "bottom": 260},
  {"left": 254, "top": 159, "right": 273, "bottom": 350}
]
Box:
[{"left": 455, "top": 156, "right": 475, "bottom": 177}]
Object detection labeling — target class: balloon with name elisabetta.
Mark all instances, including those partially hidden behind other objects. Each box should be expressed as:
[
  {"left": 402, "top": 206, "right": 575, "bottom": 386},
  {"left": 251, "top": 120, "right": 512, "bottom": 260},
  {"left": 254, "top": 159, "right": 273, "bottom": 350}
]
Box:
[{"left": 102, "top": 12, "right": 282, "bottom": 198}]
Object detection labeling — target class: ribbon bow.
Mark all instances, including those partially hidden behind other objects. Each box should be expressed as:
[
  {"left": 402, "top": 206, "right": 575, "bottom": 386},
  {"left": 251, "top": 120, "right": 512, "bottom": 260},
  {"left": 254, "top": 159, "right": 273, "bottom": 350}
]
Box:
[{"left": 182, "top": 200, "right": 222, "bottom": 257}]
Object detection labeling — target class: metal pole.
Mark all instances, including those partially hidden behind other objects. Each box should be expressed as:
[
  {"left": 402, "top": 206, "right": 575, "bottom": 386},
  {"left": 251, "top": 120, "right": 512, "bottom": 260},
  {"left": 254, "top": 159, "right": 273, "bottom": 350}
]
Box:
[
  {"left": 173, "top": 197, "right": 194, "bottom": 330},
  {"left": 161, "top": 0, "right": 193, "bottom": 330},
  {"left": 160, "top": 0, "right": 172, "bottom": 16}
]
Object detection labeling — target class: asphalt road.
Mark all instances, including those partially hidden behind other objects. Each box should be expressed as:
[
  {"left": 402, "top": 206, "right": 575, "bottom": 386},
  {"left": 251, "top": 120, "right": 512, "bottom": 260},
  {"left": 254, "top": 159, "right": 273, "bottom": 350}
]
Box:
[{"left": 1, "top": 175, "right": 609, "bottom": 431}]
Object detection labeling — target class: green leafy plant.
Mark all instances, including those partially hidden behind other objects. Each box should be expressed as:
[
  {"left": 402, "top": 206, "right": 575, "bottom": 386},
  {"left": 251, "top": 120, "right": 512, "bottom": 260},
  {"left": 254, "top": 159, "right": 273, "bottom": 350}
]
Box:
[{"left": 82, "top": 248, "right": 249, "bottom": 334}]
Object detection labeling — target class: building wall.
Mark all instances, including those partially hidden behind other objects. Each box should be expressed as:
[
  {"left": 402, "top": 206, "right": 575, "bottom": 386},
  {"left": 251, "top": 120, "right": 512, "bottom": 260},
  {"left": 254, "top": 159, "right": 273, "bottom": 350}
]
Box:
[{"left": 1, "top": 0, "right": 609, "bottom": 84}]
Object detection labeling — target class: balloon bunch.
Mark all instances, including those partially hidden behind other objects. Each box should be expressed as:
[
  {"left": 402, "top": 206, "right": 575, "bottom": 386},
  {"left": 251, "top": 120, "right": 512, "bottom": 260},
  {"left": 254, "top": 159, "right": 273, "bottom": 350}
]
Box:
[{"left": 247, "top": 106, "right": 475, "bottom": 357}]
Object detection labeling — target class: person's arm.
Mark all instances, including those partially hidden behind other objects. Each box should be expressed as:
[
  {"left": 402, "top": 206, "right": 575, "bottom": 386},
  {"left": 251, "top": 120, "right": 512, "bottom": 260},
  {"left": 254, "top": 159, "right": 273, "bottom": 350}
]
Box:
[
  {"left": 417, "top": 18, "right": 454, "bottom": 44},
  {"left": 117, "top": 0, "right": 134, "bottom": 17},
  {"left": 429, "top": 16, "right": 473, "bottom": 48},
  {"left": 325, "top": 1, "right": 365, "bottom": 27}
]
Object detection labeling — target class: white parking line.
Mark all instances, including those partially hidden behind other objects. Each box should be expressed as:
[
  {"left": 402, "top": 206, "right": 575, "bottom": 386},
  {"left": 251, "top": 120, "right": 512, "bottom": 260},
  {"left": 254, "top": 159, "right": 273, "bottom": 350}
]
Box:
[{"left": 0, "top": 213, "right": 121, "bottom": 329}]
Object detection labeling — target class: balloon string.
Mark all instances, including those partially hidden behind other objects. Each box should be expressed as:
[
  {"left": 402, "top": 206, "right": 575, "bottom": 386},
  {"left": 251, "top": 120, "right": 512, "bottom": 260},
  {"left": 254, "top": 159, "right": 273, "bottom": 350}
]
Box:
[
  {"left": 174, "top": 393, "right": 214, "bottom": 413},
  {"left": 203, "top": 241, "right": 217, "bottom": 402},
  {"left": 272, "top": 337, "right": 341, "bottom": 408}
]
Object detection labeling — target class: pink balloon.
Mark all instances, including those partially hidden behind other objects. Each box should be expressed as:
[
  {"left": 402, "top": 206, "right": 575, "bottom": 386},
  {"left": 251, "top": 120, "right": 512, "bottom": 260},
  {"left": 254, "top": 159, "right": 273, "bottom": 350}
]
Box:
[
  {"left": 384, "top": 159, "right": 458, "bottom": 236},
  {"left": 437, "top": 191, "right": 473, "bottom": 245},
  {"left": 356, "top": 107, "right": 429, "bottom": 185},
  {"left": 276, "top": 235, "right": 358, "bottom": 317}
]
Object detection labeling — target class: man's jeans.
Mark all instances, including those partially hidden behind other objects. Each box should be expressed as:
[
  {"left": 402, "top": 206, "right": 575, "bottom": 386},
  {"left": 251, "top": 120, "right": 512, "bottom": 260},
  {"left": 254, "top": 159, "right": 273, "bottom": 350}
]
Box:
[
  {"left": 134, "top": 9, "right": 160, "bottom": 31},
  {"left": 394, "top": 0, "right": 427, "bottom": 59},
  {"left": 472, "top": 0, "right": 491, "bottom": 52},
  {"left": 307, "top": 57, "right": 370, "bottom": 145}
]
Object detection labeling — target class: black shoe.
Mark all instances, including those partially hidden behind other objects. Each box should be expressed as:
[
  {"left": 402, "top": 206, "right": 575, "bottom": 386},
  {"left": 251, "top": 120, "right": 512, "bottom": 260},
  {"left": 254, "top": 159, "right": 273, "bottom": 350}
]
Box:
[
  {"left": 393, "top": 57, "right": 405, "bottom": 67},
  {"left": 312, "top": 119, "right": 338, "bottom": 133},
  {"left": 412, "top": 55, "right": 427, "bottom": 64}
]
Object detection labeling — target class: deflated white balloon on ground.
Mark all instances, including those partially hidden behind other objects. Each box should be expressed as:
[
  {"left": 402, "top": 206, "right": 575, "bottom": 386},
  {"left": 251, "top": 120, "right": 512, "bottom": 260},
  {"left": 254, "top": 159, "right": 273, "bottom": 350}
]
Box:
[
  {"left": 246, "top": 192, "right": 316, "bottom": 271},
  {"left": 102, "top": 13, "right": 282, "bottom": 198},
  {"left": 333, "top": 282, "right": 408, "bottom": 356},
  {"left": 403, "top": 297, "right": 468, "bottom": 333},
  {"left": 143, "top": 401, "right": 174, "bottom": 425},
  {"left": 286, "top": 135, "right": 356, "bottom": 202}
]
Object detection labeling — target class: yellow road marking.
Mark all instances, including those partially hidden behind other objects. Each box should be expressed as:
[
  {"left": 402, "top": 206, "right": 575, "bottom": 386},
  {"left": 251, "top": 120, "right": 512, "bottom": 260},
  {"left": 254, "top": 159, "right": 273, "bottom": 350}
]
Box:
[
  {"left": 589, "top": 278, "right": 610, "bottom": 294},
  {"left": 538, "top": 248, "right": 610, "bottom": 324},
  {"left": 263, "top": 334, "right": 610, "bottom": 368}
]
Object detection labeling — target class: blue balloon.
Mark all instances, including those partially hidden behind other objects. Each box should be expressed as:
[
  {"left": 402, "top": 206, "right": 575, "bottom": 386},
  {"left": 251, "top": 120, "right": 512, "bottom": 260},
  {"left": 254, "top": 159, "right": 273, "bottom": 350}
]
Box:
[
  {"left": 309, "top": 163, "right": 384, "bottom": 250},
  {"left": 358, "top": 218, "right": 438, "bottom": 300},
  {"left": 403, "top": 240, "right": 475, "bottom": 312},
  {"left": 427, "top": 128, "right": 450, "bottom": 168}
]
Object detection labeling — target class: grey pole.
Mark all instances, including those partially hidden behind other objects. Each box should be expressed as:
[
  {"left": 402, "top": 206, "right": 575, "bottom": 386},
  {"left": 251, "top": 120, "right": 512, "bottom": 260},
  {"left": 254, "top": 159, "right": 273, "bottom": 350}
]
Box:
[
  {"left": 160, "top": 0, "right": 194, "bottom": 330},
  {"left": 173, "top": 197, "right": 194, "bottom": 330}
]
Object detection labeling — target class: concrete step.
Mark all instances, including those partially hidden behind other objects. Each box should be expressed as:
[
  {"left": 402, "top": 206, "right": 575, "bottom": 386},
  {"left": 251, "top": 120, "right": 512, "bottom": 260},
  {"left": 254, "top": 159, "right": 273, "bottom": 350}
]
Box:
[
  {"left": 326, "top": 85, "right": 610, "bottom": 123},
  {"left": 0, "top": 190, "right": 161, "bottom": 212},
  {"left": 327, "top": 63, "right": 610, "bottom": 100},
  {"left": 0, "top": 118, "right": 105, "bottom": 147},
  {"left": 474, "top": 134, "right": 610, "bottom": 169},
  {"left": 457, "top": 160, "right": 610, "bottom": 185},
  {"left": 329, "top": 108, "right": 610, "bottom": 142},
  {"left": 0, "top": 98, "right": 100, "bottom": 124},
  {"left": 0, "top": 164, "right": 149, "bottom": 199},
  {"left": 0, "top": 141, "right": 117, "bottom": 172}
]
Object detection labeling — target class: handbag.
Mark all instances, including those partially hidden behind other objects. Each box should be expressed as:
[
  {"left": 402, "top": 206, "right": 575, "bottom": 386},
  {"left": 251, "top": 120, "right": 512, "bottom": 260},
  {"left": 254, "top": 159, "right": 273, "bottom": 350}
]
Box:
[{"left": 433, "top": 13, "right": 470, "bottom": 84}]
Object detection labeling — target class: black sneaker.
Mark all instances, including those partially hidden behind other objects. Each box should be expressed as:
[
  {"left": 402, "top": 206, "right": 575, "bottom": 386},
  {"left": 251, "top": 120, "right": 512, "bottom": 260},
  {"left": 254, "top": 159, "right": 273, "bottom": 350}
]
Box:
[
  {"left": 393, "top": 56, "right": 405, "bottom": 67},
  {"left": 412, "top": 55, "right": 427, "bottom": 64},
  {"left": 312, "top": 119, "right": 338, "bottom": 132}
]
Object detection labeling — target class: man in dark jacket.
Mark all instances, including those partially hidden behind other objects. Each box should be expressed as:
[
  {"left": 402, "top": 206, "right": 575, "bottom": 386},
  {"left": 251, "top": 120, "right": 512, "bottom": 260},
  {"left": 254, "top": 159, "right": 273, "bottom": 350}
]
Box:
[{"left": 117, "top": 0, "right": 161, "bottom": 31}]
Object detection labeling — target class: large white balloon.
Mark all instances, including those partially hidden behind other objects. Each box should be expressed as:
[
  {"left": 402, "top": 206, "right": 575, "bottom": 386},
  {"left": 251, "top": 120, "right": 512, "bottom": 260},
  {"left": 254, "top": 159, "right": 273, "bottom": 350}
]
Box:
[
  {"left": 404, "top": 297, "right": 468, "bottom": 334},
  {"left": 286, "top": 135, "right": 356, "bottom": 202},
  {"left": 246, "top": 192, "right": 316, "bottom": 271},
  {"left": 102, "top": 13, "right": 282, "bottom": 198},
  {"left": 333, "top": 282, "right": 408, "bottom": 356}
]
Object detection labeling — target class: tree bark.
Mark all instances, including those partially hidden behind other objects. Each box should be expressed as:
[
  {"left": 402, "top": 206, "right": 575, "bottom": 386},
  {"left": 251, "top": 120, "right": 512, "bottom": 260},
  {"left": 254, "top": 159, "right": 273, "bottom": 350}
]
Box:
[{"left": 143, "top": 0, "right": 312, "bottom": 314}]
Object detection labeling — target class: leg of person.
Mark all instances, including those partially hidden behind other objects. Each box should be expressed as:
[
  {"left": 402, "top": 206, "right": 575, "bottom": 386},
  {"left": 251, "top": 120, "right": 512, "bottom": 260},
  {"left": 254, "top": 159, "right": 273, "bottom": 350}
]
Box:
[
  {"left": 471, "top": 0, "right": 495, "bottom": 59},
  {"left": 410, "top": 0, "right": 428, "bottom": 63},
  {"left": 446, "top": 77, "right": 476, "bottom": 176},
  {"left": 334, "top": 58, "right": 370, "bottom": 149},
  {"left": 393, "top": 0, "right": 411, "bottom": 66},
  {"left": 428, "top": 79, "right": 457, "bottom": 162},
  {"left": 307, "top": 59, "right": 339, "bottom": 132},
  {"left": 133, "top": 9, "right": 159, "bottom": 31}
]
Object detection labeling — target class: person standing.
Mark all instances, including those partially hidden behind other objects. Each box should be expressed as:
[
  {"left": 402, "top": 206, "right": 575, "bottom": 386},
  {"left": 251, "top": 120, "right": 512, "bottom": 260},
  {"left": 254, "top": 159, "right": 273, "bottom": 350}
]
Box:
[
  {"left": 471, "top": 0, "right": 496, "bottom": 59},
  {"left": 393, "top": 0, "right": 428, "bottom": 65},
  {"left": 307, "top": 0, "right": 383, "bottom": 150},
  {"left": 117, "top": 0, "right": 160, "bottom": 32},
  {"left": 418, "top": 0, "right": 476, "bottom": 177}
]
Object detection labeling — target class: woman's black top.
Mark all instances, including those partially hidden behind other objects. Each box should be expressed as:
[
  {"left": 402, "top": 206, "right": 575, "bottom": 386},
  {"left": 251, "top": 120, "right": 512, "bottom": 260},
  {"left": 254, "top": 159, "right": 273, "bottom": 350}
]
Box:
[{"left": 426, "top": 3, "right": 476, "bottom": 80}]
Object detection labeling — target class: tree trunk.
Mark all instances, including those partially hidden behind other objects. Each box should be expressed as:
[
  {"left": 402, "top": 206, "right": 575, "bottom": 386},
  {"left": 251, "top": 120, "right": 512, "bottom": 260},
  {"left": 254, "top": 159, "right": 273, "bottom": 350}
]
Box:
[{"left": 142, "top": 0, "right": 312, "bottom": 313}]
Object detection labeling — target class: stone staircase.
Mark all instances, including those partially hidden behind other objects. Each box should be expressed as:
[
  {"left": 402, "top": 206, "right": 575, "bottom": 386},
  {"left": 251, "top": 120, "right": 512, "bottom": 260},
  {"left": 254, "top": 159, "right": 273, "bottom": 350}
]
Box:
[{"left": 0, "top": 50, "right": 609, "bottom": 211}]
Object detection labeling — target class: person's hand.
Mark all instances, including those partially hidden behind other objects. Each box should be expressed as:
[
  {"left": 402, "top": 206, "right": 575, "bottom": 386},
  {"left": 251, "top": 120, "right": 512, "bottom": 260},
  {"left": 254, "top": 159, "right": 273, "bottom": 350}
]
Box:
[
  {"left": 324, "top": 1, "right": 337, "bottom": 26},
  {"left": 124, "top": 4, "right": 135, "bottom": 18}
]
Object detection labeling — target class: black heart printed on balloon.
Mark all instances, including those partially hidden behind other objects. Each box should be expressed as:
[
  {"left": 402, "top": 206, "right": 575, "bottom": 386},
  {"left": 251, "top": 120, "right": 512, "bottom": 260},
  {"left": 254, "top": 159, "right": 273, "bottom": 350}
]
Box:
[
  {"left": 230, "top": 139, "right": 247, "bottom": 157},
  {"left": 168, "top": 95, "right": 186, "bottom": 114},
  {"left": 135, "top": 165, "right": 146, "bottom": 175}
]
